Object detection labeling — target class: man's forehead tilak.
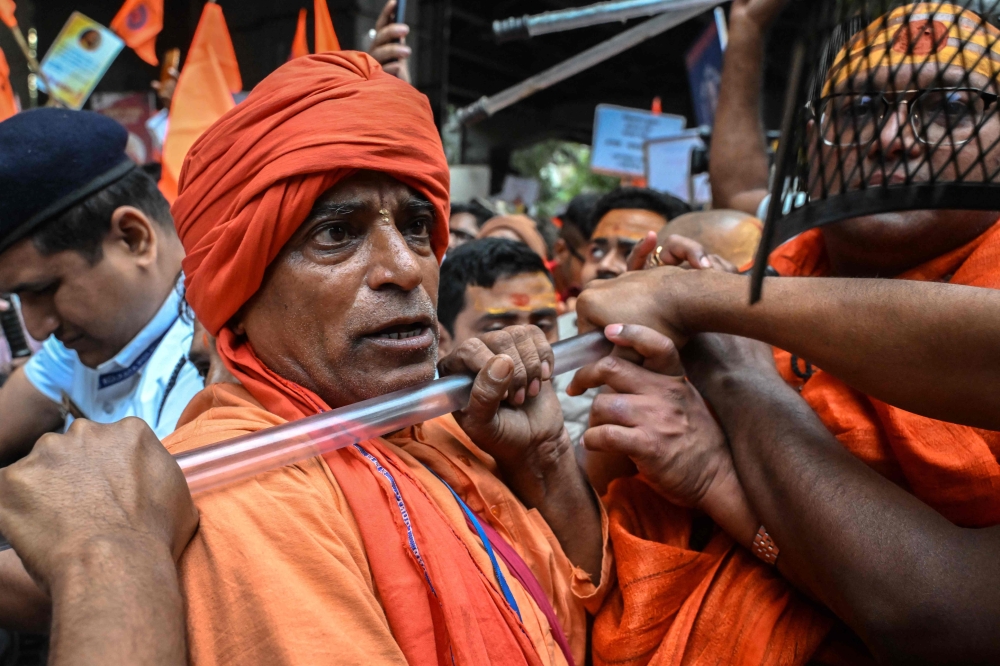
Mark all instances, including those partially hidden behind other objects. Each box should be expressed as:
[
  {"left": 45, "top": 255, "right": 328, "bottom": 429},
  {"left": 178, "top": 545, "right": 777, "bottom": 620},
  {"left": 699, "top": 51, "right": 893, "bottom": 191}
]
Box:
[
  {"left": 592, "top": 209, "right": 667, "bottom": 243},
  {"left": 470, "top": 273, "right": 558, "bottom": 316}
]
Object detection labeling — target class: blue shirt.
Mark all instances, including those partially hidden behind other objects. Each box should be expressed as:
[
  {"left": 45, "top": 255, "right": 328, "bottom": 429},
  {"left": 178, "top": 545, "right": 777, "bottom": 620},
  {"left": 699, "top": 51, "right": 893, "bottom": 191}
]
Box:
[{"left": 23, "top": 286, "right": 203, "bottom": 439}]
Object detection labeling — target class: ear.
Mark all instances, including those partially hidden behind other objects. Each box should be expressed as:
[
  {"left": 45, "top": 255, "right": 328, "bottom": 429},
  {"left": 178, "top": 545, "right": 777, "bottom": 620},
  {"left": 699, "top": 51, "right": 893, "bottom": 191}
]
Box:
[
  {"left": 553, "top": 238, "right": 570, "bottom": 261},
  {"left": 109, "top": 206, "right": 158, "bottom": 267},
  {"left": 437, "top": 321, "right": 453, "bottom": 360}
]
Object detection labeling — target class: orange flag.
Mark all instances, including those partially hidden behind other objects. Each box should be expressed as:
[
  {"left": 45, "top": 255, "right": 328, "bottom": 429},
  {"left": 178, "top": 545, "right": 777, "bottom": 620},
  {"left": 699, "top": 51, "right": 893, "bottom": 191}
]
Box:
[
  {"left": 159, "top": 3, "right": 240, "bottom": 202},
  {"left": 110, "top": 0, "right": 163, "bottom": 66},
  {"left": 0, "top": 47, "right": 17, "bottom": 121},
  {"left": 0, "top": 0, "right": 16, "bottom": 28},
  {"left": 290, "top": 8, "right": 309, "bottom": 59},
  {"left": 314, "top": 0, "right": 340, "bottom": 52}
]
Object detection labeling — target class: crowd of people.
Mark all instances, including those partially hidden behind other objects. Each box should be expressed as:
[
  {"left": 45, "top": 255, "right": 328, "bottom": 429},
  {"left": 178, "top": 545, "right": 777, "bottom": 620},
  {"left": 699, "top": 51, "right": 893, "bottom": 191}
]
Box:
[{"left": 1, "top": 0, "right": 999, "bottom": 663}]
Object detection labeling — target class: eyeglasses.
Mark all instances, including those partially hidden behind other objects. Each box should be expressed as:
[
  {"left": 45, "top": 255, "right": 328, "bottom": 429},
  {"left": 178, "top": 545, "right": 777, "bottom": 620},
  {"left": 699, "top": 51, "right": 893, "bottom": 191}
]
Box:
[{"left": 809, "top": 88, "right": 999, "bottom": 147}]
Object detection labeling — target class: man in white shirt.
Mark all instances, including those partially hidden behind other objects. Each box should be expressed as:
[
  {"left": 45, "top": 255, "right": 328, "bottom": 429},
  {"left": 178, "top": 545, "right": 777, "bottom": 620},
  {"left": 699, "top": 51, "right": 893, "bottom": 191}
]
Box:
[{"left": 0, "top": 108, "right": 203, "bottom": 466}]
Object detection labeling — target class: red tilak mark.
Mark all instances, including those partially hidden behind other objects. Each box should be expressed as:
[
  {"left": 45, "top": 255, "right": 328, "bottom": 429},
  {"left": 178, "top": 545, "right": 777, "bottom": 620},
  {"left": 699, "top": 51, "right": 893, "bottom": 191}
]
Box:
[
  {"left": 892, "top": 19, "right": 949, "bottom": 56},
  {"left": 511, "top": 294, "right": 531, "bottom": 307}
]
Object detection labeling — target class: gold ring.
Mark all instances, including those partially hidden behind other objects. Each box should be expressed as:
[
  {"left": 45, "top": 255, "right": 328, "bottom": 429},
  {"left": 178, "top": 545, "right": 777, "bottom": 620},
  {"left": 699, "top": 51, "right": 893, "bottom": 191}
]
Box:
[{"left": 646, "top": 245, "right": 665, "bottom": 269}]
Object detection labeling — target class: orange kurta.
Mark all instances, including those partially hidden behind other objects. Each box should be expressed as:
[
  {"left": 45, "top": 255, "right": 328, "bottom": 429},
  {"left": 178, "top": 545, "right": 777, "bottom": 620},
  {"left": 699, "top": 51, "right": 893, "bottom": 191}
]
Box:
[
  {"left": 592, "top": 222, "right": 1000, "bottom": 666},
  {"left": 165, "top": 384, "right": 610, "bottom": 666}
]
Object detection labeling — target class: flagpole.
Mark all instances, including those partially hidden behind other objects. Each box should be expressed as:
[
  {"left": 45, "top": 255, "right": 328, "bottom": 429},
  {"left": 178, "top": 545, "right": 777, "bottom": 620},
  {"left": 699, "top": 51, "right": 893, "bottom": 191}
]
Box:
[{"left": 5, "top": 23, "right": 59, "bottom": 106}]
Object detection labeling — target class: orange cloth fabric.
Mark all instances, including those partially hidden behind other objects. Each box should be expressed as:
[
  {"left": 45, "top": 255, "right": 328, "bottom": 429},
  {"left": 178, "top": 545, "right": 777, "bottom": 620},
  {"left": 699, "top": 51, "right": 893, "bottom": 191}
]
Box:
[
  {"left": 110, "top": 0, "right": 163, "bottom": 66},
  {"left": 174, "top": 51, "right": 450, "bottom": 336},
  {"left": 769, "top": 225, "right": 1000, "bottom": 525},
  {"left": 0, "top": 47, "right": 16, "bottom": 122},
  {"left": 165, "top": 383, "right": 610, "bottom": 666},
  {"left": 159, "top": 3, "right": 239, "bottom": 202},
  {"left": 593, "top": 223, "right": 1000, "bottom": 665},
  {"left": 479, "top": 215, "right": 549, "bottom": 260},
  {"left": 289, "top": 8, "right": 308, "bottom": 59},
  {"left": 0, "top": 0, "right": 15, "bottom": 28},
  {"left": 169, "top": 52, "right": 606, "bottom": 665},
  {"left": 314, "top": 0, "right": 341, "bottom": 52}
]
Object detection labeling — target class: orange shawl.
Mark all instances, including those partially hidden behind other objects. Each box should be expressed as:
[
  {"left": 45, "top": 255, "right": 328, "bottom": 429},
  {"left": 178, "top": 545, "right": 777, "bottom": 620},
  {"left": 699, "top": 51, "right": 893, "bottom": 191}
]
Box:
[
  {"left": 171, "top": 52, "right": 544, "bottom": 665},
  {"left": 592, "top": 223, "right": 1000, "bottom": 666}
]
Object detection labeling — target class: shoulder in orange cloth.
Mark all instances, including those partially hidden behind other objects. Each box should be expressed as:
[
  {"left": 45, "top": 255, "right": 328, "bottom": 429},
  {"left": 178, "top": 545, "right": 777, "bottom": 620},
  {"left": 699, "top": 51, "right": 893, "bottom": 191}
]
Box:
[{"left": 167, "top": 51, "right": 607, "bottom": 666}]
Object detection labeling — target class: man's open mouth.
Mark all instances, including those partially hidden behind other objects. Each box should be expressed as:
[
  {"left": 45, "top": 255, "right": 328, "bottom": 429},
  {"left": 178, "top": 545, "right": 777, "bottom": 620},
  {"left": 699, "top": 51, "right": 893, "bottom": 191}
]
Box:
[
  {"left": 363, "top": 317, "right": 437, "bottom": 351},
  {"left": 372, "top": 323, "right": 430, "bottom": 340}
]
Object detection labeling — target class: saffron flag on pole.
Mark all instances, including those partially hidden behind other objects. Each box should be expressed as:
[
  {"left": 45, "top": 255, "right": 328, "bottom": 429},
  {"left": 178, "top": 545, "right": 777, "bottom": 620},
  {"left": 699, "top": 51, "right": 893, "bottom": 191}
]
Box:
[
  {"left": 0, "top": 0, "right": 16, "bottom": 28},
  {"left": 314, "top": 0, "right": 340, "bottom": 52},
  {"left": 0, "top": 47, "right": 17, "bottom": 121},
  {"left": 110, "top": 0, "right": 163, "bottom": 66},
  {"left": 290, "top": 8, "right": 309, "bottom": 60},
  {"left": 159, "top": 2, "right": 240, "bottom": 202}
]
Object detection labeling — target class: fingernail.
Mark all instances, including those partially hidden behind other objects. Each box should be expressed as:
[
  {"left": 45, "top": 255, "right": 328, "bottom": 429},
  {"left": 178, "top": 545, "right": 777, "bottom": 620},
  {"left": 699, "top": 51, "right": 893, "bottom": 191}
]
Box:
[
  {"left": 541, "top": 360, "right": 551, "bottom": 380},
  {"left": 514, "top": 388, "right": 526, "bottom": 404},
  {"left": 488, "top": 357, "right": 513, "bottom": 381},
  {"left": 700, "top": 257, "right": 712, "bottom": 268},
  {"left": 401, "top": 46, "right": 412, "bottom": 54},
  {"left": 528, "top": 378, "right": 541, "bottom": 397},
  {"left": 606, "top": 324, "right": 624, "bottom": 337},
  {"left": 400, "top": 25, "right": 410, "bottom": 34}
]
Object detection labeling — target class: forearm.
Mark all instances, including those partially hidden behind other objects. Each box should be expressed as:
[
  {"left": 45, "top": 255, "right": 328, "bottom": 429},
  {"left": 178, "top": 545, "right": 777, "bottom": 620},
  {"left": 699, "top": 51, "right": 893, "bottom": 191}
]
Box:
[
  {"left": 0, "top": 369, "right": 64, "bottom": 467},
  {"left": 666, "top": 271, "right": 1000, "bottom": 430},
  {"left": 48, "top": 538, "right": 187, "bottom": 666},
  {"left": 709, "top": 16, "right": 771, "bottom": 213},
  {"left": 0, "top": 550, "right": 49, "bottom": 632},
  {"left": 696, "top": 362, "right": 1000, "bottom": 661},
  {"left": 504, "top": 431, "right": 604, "bottom": 583}
]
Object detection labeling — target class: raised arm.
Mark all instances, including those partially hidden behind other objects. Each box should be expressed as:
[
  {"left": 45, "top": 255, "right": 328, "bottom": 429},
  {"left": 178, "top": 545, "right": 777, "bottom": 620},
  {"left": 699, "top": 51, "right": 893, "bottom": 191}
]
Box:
[
  {"left": 709, "top": 0, "right": 788, "bottom": 214},
  {"left": 683, "top": 333, "right": 1000, "bottom": 663},
  {"left": 576, "top": 268, "right": 1000, "bottom": 430}
]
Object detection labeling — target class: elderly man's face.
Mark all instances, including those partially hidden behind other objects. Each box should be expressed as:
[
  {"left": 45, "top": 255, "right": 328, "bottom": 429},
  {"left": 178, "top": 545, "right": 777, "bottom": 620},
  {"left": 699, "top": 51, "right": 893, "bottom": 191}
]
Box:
[
  {"left": 236, "top": 171, "right": 440, "bottom": 408},
  {"left": 810, "top": 63, "right": 1000, "bottom": 275}
]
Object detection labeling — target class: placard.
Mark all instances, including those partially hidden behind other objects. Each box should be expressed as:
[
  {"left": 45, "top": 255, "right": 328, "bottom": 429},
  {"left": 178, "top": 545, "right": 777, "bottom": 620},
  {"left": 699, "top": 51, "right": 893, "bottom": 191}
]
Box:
[
  {"left": 590, "top": 104, "right": 686, "bottom": 177},
  {"left": 38, "top": 12, "right": 124, "bottom": 110},
  {"left": 645, "top": 131, "right": 708, "bottom": 205}
]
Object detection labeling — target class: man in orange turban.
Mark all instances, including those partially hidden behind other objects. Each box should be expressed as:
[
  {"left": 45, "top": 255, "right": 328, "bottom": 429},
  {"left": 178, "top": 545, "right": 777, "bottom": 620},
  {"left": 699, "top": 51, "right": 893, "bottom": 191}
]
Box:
[{"left": 163, "top": 51, "right": 607, "bottom": 665}]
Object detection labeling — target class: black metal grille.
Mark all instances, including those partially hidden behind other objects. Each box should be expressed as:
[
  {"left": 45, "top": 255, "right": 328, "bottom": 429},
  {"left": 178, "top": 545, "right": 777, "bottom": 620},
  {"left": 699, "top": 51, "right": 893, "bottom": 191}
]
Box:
[{"left": 751, "top": 0, "right": 1000, "bottom": 299}]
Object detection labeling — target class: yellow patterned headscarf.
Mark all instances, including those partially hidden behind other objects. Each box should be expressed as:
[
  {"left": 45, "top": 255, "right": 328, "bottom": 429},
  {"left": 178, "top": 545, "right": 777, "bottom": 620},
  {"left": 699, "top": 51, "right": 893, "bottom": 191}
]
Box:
[{"left": 824, "top": 3, "right": 1000, "bottom": 95}]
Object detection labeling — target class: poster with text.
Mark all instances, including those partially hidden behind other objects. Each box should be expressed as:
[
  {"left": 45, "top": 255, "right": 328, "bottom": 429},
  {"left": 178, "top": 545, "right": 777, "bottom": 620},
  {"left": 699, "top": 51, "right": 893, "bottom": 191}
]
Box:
[{"left": 39, "top": 12, "right": 124, "bottom": 110}]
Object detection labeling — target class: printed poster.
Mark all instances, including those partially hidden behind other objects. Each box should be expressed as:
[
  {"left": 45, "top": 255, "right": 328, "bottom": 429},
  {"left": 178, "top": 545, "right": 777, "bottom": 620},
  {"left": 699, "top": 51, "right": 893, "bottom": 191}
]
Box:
[{"left": 38, "top": 12, "right": 124, "bottom": 110}]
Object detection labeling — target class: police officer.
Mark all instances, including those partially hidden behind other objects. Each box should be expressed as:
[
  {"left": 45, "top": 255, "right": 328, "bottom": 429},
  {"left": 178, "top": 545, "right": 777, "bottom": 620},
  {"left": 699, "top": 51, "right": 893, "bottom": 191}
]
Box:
[{"left": 0, "top": 108, "right": 203, "bottom": 466}]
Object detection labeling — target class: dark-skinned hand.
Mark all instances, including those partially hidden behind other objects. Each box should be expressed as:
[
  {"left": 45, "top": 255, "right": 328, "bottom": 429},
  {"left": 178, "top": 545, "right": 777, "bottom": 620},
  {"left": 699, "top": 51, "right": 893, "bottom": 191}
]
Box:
[
  {"left": 626, "top": 231, "right": 737, "bottom": 273},
  {"left": 0, "top": 418, "right": 198, "bottom": 595},
  {"left": 569, "top": 324, "right": 735, "bottom": 509},
  {"left": 369, "top": 0, "right": 412, "bottom": 83},
  {"left": 440, "top": 325, "right": 570, "bottom": 485}
]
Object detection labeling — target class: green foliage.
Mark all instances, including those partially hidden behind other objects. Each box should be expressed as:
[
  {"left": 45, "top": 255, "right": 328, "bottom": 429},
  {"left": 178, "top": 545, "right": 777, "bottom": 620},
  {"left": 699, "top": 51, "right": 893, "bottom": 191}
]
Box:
[{"left": 510, "top": 140, "right": 618, "bottom": 219}]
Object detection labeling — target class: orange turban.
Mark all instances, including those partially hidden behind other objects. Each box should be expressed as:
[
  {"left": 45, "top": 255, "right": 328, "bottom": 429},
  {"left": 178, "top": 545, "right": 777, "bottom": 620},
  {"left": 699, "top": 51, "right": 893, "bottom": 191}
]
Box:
[
  {"left": 174, "top": 51, "right": 451, "bottom": 336},
  {"left": 824, "top": 3, "right": 1000, "bottom": 95}
]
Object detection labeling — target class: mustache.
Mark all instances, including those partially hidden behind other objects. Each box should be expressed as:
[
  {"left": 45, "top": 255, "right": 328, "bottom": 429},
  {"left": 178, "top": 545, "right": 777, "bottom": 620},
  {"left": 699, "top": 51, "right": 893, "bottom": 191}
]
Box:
[{"left": 349, "top": 289, "right": 439, "bottom": 336}]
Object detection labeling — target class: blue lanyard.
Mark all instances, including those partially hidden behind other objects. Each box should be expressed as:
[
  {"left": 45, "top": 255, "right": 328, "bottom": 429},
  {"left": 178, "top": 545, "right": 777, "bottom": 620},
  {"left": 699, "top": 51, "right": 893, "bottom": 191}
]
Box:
[
  {"left": 431, "top": 471, "right": 521, "bottom": 621},
  {"left": 97, "top": 319, "right": 177, "bottom": 389}
]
